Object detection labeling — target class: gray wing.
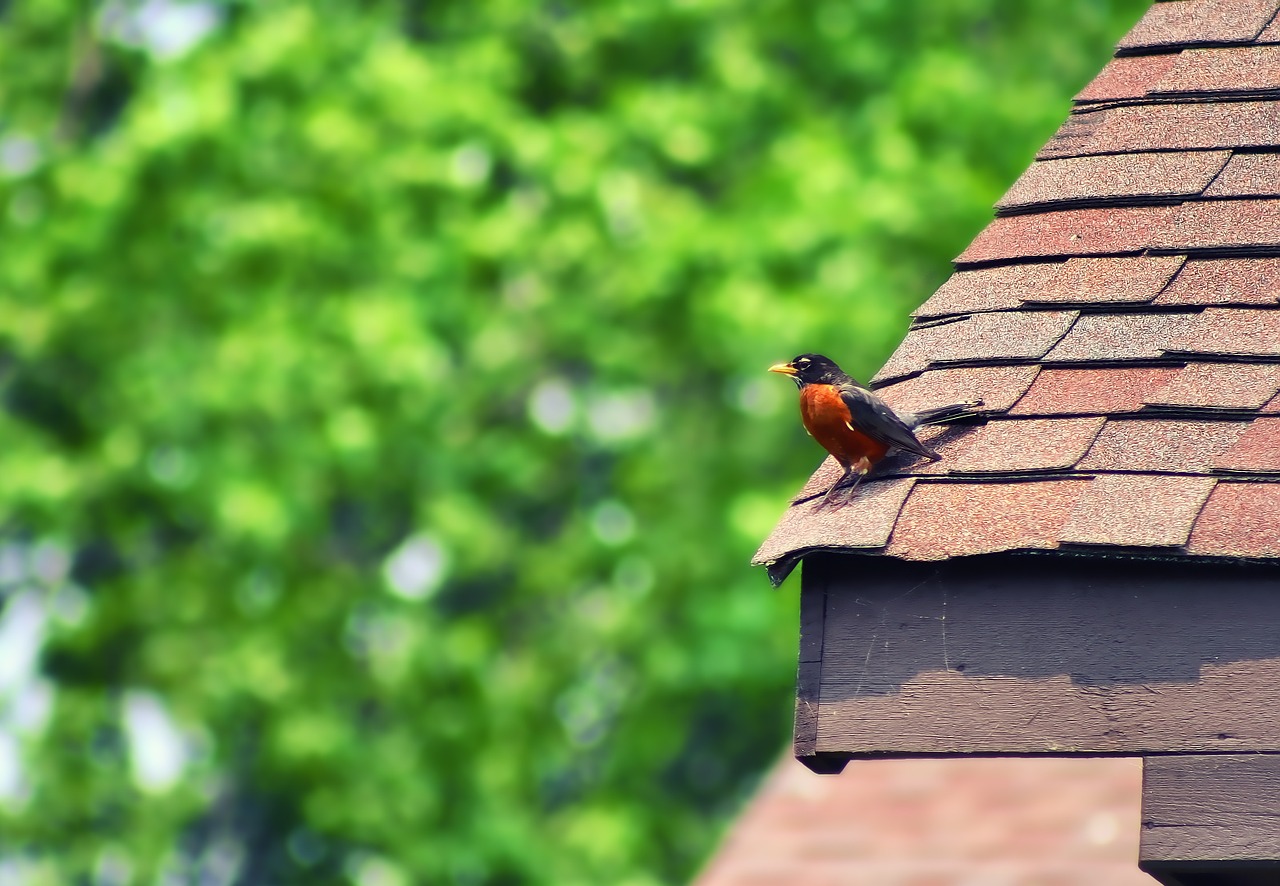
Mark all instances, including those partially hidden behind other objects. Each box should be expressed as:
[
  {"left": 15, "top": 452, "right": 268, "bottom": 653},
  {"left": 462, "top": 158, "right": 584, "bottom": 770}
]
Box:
[{"left": 839, "top": 384, "right": 939, "bottom": 460}]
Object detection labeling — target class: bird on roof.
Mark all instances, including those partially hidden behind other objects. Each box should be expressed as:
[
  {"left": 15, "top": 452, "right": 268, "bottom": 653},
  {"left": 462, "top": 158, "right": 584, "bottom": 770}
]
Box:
[{"left": 769, "top": 353, "right": 982, "bottom": 505}]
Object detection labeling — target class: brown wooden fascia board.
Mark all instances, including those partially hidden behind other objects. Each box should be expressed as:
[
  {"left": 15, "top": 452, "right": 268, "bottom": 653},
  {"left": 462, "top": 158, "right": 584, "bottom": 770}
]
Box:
[
  {"left": 1140, "top": 753, "right": 1280, "bottom": 885},
  {"left": 803, "top": 553, "right": 1280, "bottom": 762}
]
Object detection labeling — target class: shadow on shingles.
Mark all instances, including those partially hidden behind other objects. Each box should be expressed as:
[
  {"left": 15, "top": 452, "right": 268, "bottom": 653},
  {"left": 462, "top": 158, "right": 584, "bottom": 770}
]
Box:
[{"left": 874, "top": 422, "right": 985, "bottom": 477}]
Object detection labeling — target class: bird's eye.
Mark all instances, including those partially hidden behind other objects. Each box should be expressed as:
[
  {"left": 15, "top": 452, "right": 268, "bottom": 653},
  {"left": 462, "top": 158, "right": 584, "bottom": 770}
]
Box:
[{"left": 796, "top": 357, "right": 810, "bottom": 366}]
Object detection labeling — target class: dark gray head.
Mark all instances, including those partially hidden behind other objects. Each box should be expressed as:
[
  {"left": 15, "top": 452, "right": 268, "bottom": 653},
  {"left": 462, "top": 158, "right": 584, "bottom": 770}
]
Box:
[{"left": 768, "top": 353, "right": 851, "bottom": 388}]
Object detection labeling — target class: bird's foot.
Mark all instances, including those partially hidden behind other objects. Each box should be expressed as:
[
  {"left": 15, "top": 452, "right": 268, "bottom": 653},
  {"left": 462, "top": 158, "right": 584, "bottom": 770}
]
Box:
[{"left": 820, "top": 465, "right": 868, "bottom": 508}]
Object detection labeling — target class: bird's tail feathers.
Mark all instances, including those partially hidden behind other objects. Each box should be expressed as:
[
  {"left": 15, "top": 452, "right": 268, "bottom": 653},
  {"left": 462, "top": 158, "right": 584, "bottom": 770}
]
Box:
[{"left": 902, "top": 399, "right": 985, "bottom": 428}]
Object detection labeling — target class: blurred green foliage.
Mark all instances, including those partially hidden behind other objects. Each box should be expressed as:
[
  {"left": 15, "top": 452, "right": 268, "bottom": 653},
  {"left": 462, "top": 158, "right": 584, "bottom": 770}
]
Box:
[{"left": 0, "top": 1, "right": 1145, "bottom": 883}]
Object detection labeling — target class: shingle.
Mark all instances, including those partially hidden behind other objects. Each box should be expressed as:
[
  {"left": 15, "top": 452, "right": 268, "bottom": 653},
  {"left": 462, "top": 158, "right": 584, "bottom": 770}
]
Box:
[
  {"left": 1145, "top": 362, "right": 1280, "bottom": 410},
  {"left": 1026, "top": 255, "right": 1185, "bottom": 305},
  {"left": 1060, "top": 474, "right": 1217, "bottom": 548},
  {"left": 1077, "top": 418, "right": 1252, "bottom": 472},
  {"left": 915, "top": 416, "right": 1105, "bottom": 475},
  {"left": 1153, "top": 46, "right": 1280, "bottom": 95},
  {"left": 1201, "top": 0, "right": 1280, "bottom": 43},
  {"left": 790, "top": 422, "right": 978, "bottom": 497},
  {"left": 1261, "top": 10, "right": 1280, "bottom": 42},
  {"left": 1151, "top": 199, "right": 1280, "bottom": 253},
  {"left": 913, "top": 263, "right": 1064, "bottom": 318},
  {"left": 790, "top": 451, "right": 930, "bottom": 502},
  {"left": 884, "top": 479, "right": 1088, "bottom": 561},
  {"left": 1010, "top": 367, "right": 1182, "bottom": 415},
  {"left": 696, "top": 756, "right": 1146, "bottom": 886},
  {"left": 1214, "top": 417, "right": 1280, "bottom": 471},
  {"left": 1075, "top": 55, "right": 1180, "bottom": 103},
  {"left": 752, "top": 477, "right": 916, "bottom": 580},
  {"left": 790, "top": 456, "right": 842, "bottom": 503},
  {"left": 871, "top": 311, "right": 1079, "bottom": 384},
  {"left": 1039, "top": 102, "right": 1280, "bottom": 159},
  {"left": 1211, "top": 0, "right": 1280, "bottom": 41},
  {"left": 876, "top": 365, "right": 1040, "bottom": 415},
  {"left": 956, "top": 207, "right": 1179, "bottom": 265},
  {"left": 1171, "top": 307, "right": 1280, "bottom": 357},
  {"left": 1117, "top": 0, "right": 1280, "bottom": 52},
  {"left": 1153, "top": 257, "right": 1280, "bottom": 305},
  {"left": 1043, "top": 312, "right": 1200, "bottom": 362},
  {"left": 1187, "top": 481, "right": 1280, "bottom": 556},
  {"left": 1264, "top": 391, "right": 1280, "bottom": 412},
  {"left": 1040, "top": 108, "right": 1112, "bottom": 160},
  {"left": 1202, "top": 152, "right": 1280, "bottom": 198},
  {"left": 1117, "top": 1, "right": 1209, "bottom": 51},
  {"left": 995, "top": 152, "right": 1228, "bottom": 214}
]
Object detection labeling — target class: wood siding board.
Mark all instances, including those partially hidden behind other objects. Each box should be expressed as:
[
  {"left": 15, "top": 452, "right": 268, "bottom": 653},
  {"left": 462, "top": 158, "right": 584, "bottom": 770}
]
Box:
[
  {"left": 795, "top": 562, "right": 838, "bottom": 770},
  {"left": 810, "top": 557, "right": 1280, "bottom": 757},
  {"left": 1141, "top": 754, "right": 1280, "bottom": 882}
]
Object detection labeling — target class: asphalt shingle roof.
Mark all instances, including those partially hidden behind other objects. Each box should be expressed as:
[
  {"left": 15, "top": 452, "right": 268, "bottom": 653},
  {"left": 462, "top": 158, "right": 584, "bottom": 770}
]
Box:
[
  {"left": 694, "top": 756, "right": 1148, "bottom": 886},
  {"left": 755, "top": 3, "right": 1280, "bottom": 582}
]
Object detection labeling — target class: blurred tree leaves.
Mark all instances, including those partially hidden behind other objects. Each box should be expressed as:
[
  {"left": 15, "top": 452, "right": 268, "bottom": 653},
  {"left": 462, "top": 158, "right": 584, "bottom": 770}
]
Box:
[{"left": 0, "top": 1, "right": 1145, "bottom": 883}]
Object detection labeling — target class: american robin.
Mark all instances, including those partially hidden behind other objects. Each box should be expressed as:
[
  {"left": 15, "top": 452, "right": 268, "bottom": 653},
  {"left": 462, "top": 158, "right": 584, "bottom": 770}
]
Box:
[{"left": 769, "top": 353, "right": 982, "bottom": 504}]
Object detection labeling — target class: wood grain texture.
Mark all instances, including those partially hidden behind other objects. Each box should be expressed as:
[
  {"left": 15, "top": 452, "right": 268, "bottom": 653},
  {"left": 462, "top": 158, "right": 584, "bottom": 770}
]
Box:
[
  {"left": 1140, "top": 754, "right": 1280, "bottom": 884},
  {"left": 806, "top": 553, "right": 1280, "bottom": 758},
  {"left": 794, "top": 568, "right": 839, "bottom": 770}
]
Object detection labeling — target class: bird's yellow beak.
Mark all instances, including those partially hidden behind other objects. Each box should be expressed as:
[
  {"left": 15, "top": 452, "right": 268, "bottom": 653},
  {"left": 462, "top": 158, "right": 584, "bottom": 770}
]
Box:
[{"left": 768, "top": 362, "right": 797, "bottom": 376}]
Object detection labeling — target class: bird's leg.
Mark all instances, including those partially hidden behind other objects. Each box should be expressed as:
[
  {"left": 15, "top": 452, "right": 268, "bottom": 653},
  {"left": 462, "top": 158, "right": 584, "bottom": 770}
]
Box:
[
  {"left": 821, "top": 464, "right": 853, "bottom": 506},
  {"left": 838, "top": 457, "right": 872, "bottom": 503},
  {"left": 845, "top": 462, "right": 870, "bottom": 494}
]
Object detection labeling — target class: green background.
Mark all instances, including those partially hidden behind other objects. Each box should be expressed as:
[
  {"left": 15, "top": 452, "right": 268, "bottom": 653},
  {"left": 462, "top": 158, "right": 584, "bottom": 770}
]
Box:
[{"left": 0, "top": 1, "right": 1146, "bottom": 883}]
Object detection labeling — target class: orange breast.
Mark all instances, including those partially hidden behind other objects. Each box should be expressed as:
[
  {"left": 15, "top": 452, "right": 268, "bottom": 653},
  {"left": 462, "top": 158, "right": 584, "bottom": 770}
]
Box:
[{"left": 799, "top": 384, "right": 889, "bottom": 468}]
